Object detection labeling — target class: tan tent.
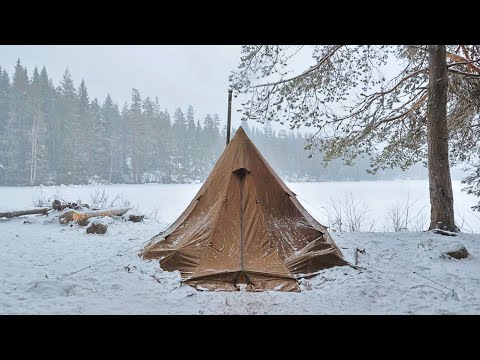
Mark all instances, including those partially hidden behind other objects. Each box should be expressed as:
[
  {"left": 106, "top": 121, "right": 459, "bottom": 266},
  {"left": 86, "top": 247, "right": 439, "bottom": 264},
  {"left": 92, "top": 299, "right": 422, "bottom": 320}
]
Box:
[{"left": 140, "top": 127, "right": 348, "bottom": 291}]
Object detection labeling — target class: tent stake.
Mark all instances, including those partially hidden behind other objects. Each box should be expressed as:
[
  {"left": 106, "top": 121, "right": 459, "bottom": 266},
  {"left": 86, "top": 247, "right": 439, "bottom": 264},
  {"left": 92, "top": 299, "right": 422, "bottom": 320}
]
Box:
[{"left": 226, "top": 89, "right": 232, "bottom": 146}]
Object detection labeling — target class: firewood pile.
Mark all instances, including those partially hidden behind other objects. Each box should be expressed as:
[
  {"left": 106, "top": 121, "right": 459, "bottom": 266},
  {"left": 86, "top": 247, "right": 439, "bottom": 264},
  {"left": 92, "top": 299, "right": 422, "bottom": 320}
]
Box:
[{"left": 0, "top": 199, "right": 144, "bottom": 234}]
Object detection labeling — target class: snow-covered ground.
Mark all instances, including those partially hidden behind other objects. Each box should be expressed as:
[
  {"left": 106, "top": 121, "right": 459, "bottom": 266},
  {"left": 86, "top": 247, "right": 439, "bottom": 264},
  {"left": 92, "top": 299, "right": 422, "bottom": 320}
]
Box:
[{"left": 1, "top": 180, "right": 479, "bottom": 314}]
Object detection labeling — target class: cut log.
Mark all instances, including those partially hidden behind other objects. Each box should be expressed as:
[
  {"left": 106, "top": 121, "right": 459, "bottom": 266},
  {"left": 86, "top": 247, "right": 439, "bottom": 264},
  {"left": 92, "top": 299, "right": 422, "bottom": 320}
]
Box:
[
  {"left": 0, "top": 208, "right": 50, "bottom": 219},
  {"left": 59, "top": 207, "right": 131, "bottom": 224}
]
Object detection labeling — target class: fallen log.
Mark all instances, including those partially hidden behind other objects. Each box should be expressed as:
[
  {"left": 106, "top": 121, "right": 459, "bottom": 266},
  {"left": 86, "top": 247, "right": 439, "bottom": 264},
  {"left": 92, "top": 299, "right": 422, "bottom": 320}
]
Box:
[
  {"left": 0, "top": 208, "right": 50, "bottom": 219},
  {"left": 59, "top": 207, "right": 131, "bottom": 224}
]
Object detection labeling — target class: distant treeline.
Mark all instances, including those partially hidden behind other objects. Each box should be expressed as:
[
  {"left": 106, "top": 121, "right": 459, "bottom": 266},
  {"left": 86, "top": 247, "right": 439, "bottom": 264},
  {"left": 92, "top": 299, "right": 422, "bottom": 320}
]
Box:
[{"left": 0, "top": 60, "right": 427, "bottom": 186}]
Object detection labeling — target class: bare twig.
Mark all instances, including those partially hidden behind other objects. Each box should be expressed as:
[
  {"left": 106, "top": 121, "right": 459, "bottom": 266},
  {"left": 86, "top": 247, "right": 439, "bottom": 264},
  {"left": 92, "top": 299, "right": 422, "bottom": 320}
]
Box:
[{"left": 151, "top": 275, "right": 162, "bottom": 284}]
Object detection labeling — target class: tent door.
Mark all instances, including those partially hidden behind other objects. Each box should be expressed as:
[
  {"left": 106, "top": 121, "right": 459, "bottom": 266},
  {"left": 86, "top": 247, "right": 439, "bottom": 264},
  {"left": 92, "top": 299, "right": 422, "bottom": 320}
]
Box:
[{"left": 233, "top": 168, "right": 250, "bottom": 284}]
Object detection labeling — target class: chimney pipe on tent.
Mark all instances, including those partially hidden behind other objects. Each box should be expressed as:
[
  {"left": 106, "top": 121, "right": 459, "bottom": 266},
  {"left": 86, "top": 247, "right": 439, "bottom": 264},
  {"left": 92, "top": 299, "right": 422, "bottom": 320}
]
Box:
[{"left": 226, "top": 89, "right": 232, "bottom": 146}]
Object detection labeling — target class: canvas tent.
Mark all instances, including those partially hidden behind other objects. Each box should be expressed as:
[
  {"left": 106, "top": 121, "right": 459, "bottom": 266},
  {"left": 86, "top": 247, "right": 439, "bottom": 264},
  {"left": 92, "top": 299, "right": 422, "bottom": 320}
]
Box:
[{"left": 140, "top": 127, "right": 348, "bottom": 291}]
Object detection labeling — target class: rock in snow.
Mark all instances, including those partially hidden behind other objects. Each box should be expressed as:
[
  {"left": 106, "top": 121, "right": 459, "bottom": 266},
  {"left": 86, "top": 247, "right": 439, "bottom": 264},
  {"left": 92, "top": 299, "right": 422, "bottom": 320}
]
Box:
[
  {"left": 129, "top": 214, "right": 144, "bottom": 223},
  {"left": 86, "top": 219, "right": 108, "bottom": 234},
  {"left": 445, "top": 245, "right": 469, "bottom": 260},
  {"left": 422, "top": 237, "right": 470, "bottom": 260},
  {"left": 123, "top": 210, "right": 144, "bottom": 223}
]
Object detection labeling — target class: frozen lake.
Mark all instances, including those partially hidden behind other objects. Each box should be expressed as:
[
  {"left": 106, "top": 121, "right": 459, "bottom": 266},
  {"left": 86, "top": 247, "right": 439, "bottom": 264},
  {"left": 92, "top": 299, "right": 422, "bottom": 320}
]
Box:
[{"left": 1, "top": 180, "right": 479, "bottom": 232}]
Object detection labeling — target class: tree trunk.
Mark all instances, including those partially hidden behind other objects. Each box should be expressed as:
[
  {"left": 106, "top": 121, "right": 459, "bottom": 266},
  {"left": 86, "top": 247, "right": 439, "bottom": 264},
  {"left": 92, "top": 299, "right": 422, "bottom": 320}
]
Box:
[
  {"left": 427, "top": 45, "right": 457, "bottom": 232},
  {"left": 30, "top": 119, "right": 35, "bottom": 185},
  {"left": 109, "top": 138, "right": 113, "bottom": 183},
  {"left": 30, "top": 110, "right": 39, "bottom": 185}
]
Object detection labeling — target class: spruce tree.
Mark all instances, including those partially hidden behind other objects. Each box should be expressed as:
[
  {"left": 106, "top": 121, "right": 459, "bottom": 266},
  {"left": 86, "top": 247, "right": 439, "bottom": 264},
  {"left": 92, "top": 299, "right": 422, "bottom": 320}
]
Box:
[
  {"left": 101, "top": 94, "right": 120, "bottom": 183},
  {"left": 129, "top": 89, "right": 143, "bottom": 183},
  {"left": 120, "top": 102, "right": 130, "bottom": 182},
  {"left": 27, "top": 66, "right": 49, "bottom": 185},
  {"left": 142, "top": 97, "right": 155, "bottom": 181},
  {"left": 57, "top": 68, "right": 77, "bottom": 184},
  {"left": 0, "top": 67, "right": 11, "bottom": 183},
  {"left": 90, "top": 98, "right": 106, "bottom": 181},
  {"left": 172, "top": 107, "right": 186, "bottom": 181},
  {"left": 186, "top": 105, "right": 198, "bottom": 180},
  {"left": 38, "top": 67, "right": 55, "bottom": 184},
  {"left": 73, "top": 79, "right": 91, "bottom": 183},
  {"left": 5, "top": 59, "right": 30, "bottom": 184}
]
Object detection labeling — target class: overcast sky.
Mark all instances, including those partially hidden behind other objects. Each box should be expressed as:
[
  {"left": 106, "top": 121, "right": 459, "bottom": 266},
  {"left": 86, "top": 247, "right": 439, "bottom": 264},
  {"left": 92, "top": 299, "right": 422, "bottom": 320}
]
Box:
[
  {"left": 0, "top": 45, "right": 247, "bottom": 127},
  {"left": 0, "top": 45, "right": 400, "bottom": 134}
]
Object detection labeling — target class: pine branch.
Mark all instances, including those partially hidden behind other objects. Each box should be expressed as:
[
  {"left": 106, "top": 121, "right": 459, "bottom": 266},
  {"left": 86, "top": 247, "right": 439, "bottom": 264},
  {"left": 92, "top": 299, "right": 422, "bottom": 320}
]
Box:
[
  {"left": 446, "top": 51, "right": 480, "bottom": 74},
  {"left": 447, "top": 68, "right": 480, "bottom": 78},
  {"left": 446, "top": 59, "right": 480, "bottom": 68},
  {"left": 253, "top": 45, "right": 343, "bottom": 88},
  {"left": 370, "top": 92, "right": 428, "bottom": 129}
]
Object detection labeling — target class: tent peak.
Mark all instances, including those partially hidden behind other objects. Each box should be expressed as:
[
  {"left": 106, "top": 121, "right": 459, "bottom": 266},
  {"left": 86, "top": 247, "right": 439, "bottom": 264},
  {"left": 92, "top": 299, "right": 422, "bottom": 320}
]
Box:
[{"left": 231, "top": 126, "right": 248, "bottom": 141}]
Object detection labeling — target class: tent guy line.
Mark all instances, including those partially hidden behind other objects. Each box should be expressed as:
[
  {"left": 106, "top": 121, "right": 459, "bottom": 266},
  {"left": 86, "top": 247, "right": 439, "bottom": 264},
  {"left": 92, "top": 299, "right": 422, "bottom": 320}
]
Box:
[
  {"left": 57, "top": 235, "right": 160, "bottom": 281},
  {"left": 57, "top": 214, "right": 180, "bottom": 281}
]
